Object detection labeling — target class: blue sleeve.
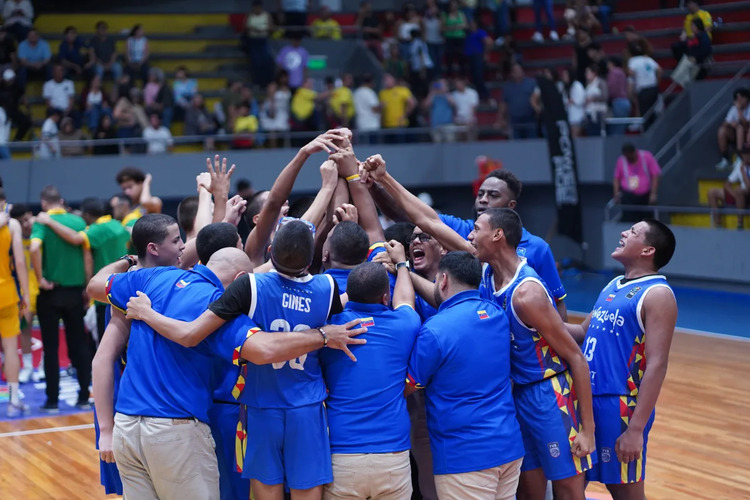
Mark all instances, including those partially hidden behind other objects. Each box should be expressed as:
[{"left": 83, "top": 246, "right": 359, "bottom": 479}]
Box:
[
  {"left": 415, "top": 295, "right": 438, "bottom": 322},
  {"left": 407, "top": 326, "right": 442, "bottom": 389},
  {"left": 200, "top": 314, "right": 260, "bottom": 365},
  {"left": 42, "top": 41, "right": 51, "bottom": 60},
  {"left": 438, "top": 213, "right": 473, "bottom": 240},
  {"left": 17, "top": 43, "right": 28, "bottom": 59},
  {"left": 105, "top": 269, "right": 152, "bottom": 312},
  {"left": 530, "top": 244, "right": 566, "bottom": 301},
  {"left": 395, "top": 305, "right": 422, "bottom": 345},
  {"left": 366, "top": 242, "right": 386, "bottom": 262}
]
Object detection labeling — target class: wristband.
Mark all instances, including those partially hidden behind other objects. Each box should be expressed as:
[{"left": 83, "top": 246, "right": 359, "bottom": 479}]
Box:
[
  {"left": 317, "top": 327, "right": 328, "bottom": 347},
  {"left": 395, "top": 261, "right": 410, "bottom": 271},
  {"left": 118, "top": 255, "right": 137, "bottom": 268},
  {"left": 345, "top": 174, "right": 361, "bottom": 182}
]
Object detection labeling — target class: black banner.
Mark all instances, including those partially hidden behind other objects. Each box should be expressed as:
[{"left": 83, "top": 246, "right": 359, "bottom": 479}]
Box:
[{"left": 536, "top": 75, "right": 584, "bottom": 244}]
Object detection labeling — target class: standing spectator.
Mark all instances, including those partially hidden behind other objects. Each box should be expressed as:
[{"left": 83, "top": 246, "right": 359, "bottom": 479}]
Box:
[
  {"left": 42, "top": 64, "right": 75, "bottom": 117},
  {"left": 184, "top": 93, "right": 217, "bottom": 137},
  {"left": 243, "top": 1, "right": 275, "bottom": 88},
  {"left": 497, "top": 63, "right": 538, "bottom": 139},
  {"left": 452, "top": 77, "right": 479, "bottom": 138},
  {"left": 2, "top": 0, "right": 34, "bottom": 42},
  {"left": 259, "top": 77, "right": 291, "bottom": 147},
  {"left": 442, "top": 0, "right": 467, "bottom": 77},
  {"left": 384, "top": 42, "right": 409, "bottom": 82},
  {"left": 58, "top": 26, "right": 88, "bottom": 79},
  {"left": 408, "top": 29, "right": 434, "bottom": 100},
  {"left": 622, "top": 25, "right": 653, "bottom": 64},
  {"left": 291, "top": 77, "right": 320, "bottom": 131},
  {"left": 425, "top": 78, "right": 456, "bottom": 143},
  {"left": 532, "top": 0, "right": 559, "bottom": 42},
  {"left": 464, "top": 19, "right": 492, "bottom": 102},
  {"left": 92, "top": 114, "right": 118, "bottom": 155},
  {"left": 0, "top": 68, "right": 32, "bottom": 141},
  {"left": 279, "top": 0, "right": 309, "bottom": 38},
  {"left": 81, "top": 74, "right": 111, "bottom": 131},
  {"left": 328, "top": 73, "right": 355, "bottom": 128},
  {"left": 379, "top": 73, "right": 416, "bottom": 142},
  {"left": 627, "top": 44, "right": 661, "bottom": 130},
  {"left": 37, "top": 110, "right": 61, "bottom": 159},
  {"left": 606, "top": 57, "right": 631, "bottom": 135},
  {"left": 572, "top": 28, "right": 593, "bottom": 85},
  {"left": 218, "top": 80, "right": 244, "bottom": 131},
  {"left": 125, "top": 24, "right": 150, "bottom": 85},
  {"left": 58, "top": 117, "right": 88, "bottom": 157},
  {"left": 0, "top": 105, "right": 10, "bottom": 160},
  {"left": 672, "top": 0, "right": 712, "bottom": 62},
  {"left": 0, "top": 27, "right": 17, "bottom": 71},
  {"left": 423, "top": 4, "right": 444, "bottom": 77},
  {"left": 88, "top": 21, "right": 122, "bottom": 82},
  {"left": 142, "top": 113, "right": 173, "bottom": 154},
  {"left": 275, "top": 34, "right": 308, "bottom": 91},
  {"left": 560, "top": 67, "right": 585, "bottom": 137},
  {"left": 144, "top": 68, "right": 174, "bottom": 129},
  {"left": 397, "top": 3, "right": 421, "bottom": 58},
  {"left": 708, "top": 144, "right": 750, "bottom": 229},
  {"left": 353, "top": 73, "right": 381, "bottom": 143},
  {"left": 356, "top": 1, "right": 382, "bottom": 60},
  {"left": 613, "top": 142, "right": 661, "bottom": 221},
  {"left": 715, "top": 88, "right": 750, "bottom": 170},
  {"left": 311, "top": 6, "right": 341, "bottom": 40},
  {"left": 489, "top": 0, "right": 510, "bottom": 46},
  {"left": 17, "top": 28, "right": 51, "bottom": 87},
  {"left": 172, "top": 66, "right": 197, "bottom": 121},
  {"left": 583, "top": 64, "right": 607, "bottom": 136}
]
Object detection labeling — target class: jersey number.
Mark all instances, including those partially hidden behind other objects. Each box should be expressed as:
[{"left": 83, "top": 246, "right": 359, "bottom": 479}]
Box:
[
  {"left": 269, "top": 319, "right": 310, "bottom": 371},
  {"left": 583, "top": 337, "right": 597, "bottom": 362}
]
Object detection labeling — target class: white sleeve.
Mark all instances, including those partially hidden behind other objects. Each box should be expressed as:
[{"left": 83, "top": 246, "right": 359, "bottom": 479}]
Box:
[
  {"left": 470, "top": 89, "right": 479, "bottom": 106},
  {"left": 42, "top": 82, "right": 51, "bottom": 100},
  {"left": 725, "top": 107, "right": 737, "bottom": 123}
]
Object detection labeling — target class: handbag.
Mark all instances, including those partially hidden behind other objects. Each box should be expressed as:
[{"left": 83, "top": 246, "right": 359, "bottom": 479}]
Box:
[{"left": 671, "top": 54, "right": 700, "bottom": 88}]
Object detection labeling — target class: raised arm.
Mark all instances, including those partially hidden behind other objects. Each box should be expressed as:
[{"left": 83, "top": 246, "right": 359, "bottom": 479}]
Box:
[
  {"left": 386, "top": 240, "right": 415, "bottom": 309},
  {"left": 139, "top": 173, "right": 163, "bottom": 214},
  {"left": 332, "top": 148, "right": 385, "bottom": 244},
  {"left": 87, "top": 257, "right": 133, "bottom": 303},
  {"left": 35, "top": 212, "right": 86, "bottom": 246},
  {"left": 410, "top": 271, "right": 438, "bottom": 309},
  {"left": 300, "top": 160, "right": 338, "bottom": 230}
]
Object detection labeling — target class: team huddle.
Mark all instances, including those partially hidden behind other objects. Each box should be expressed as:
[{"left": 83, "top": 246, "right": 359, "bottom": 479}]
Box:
[{"left": 6, "top": 128, "right": 678, "bottom": 500}]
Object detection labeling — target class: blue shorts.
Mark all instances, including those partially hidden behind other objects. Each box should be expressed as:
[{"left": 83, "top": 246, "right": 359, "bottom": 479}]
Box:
[
  {"left": 586, "top": 395, "right": 655, "bottom": 485},
  {"left": 514, "top": 371, "right": 597, "bottom": 480},
  {"left": 209, "top": 401, "right": 251, "bottom": 500},
  {"left": 238, "top": 402, "right": 332, "bottom": 489}
]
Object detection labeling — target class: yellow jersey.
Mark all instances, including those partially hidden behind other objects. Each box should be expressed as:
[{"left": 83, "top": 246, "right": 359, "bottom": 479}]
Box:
[
  {"left": 684, "top": 10, "right": 712, "bottom": 38},
  {"left": 379, "top": 86, "right": 414, "bottom": 128},
  {"left": 0, "top": 226, "right": 20, "bottom": 309}
]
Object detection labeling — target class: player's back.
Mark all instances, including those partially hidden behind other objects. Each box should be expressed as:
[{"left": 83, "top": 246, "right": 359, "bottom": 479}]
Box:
[
  {"left": 0, "top": 225, "right": 17, "bottom": 308},
  {"left": 241, "top": 271, "right": 336, "bottom": 409}
]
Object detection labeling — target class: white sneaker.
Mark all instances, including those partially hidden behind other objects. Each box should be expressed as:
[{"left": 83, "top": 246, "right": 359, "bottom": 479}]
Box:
[
  {"left": 715, "top": 157, "right": 730, "bottom": 170},
  {"left": 7, "top": 401, "right": 31, "bottom": 418},
  {"left": 532, "top": 32, "right": 544, "bottom": 43},
  {"left": 19, "top": 366, "right": 33, "bottom": 384},
  {"left": 549, "top": 31, "right": 560, "bottom": 41},
  {"left": 32, "top": 368, "right": 45, "bottom": 382}
]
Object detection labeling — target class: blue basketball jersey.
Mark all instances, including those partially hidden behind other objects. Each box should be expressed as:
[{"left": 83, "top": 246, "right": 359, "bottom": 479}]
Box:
[
  {"left": 237, "top": 271, "right": 336, "bottom": 408},
  {"left": 583, "top": 275, "right": 672, "bottom": 396},
  {"left": 480, "top": 260, "right": 568, "bottom": 385}
]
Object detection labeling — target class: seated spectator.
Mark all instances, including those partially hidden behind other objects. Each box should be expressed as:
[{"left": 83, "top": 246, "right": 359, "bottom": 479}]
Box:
[
  {"left": 627, "top": 44, "right": 661, "bottom": 130},
  {"left": 563, "top": 0, "right": 600, "bottom": 39},
  {"left": 259, "top": 73, "right": 291, "bottom": 147},
  {"left": 356, "top": 1, "right": 383, "bottom": 60},
  {"left": 184, "top": 93, "right": 217, "bottom": 137},
  {"left": 0, "top": 28, "right": 17, "bottom": 71},
  {"left": 708, "top": 143, "right": 750, "bottom": 229},
  {"left": 591, "top": 0, "right": 614, "bottom": 33},
  {"left": 172, "top": 66, "right": 197, "bottom": 121},
  {"left": 113, "top": 87, "right": 148, "bottom": 139},
  {"left": 396, "top": 3, "right": 421, "bottom": 58},
  {"left": 311, "top": 6, "right": 341, "bottom": 40},
  {"left": 327, "top": 74, "right": 355, "bottom": 128},
  {"left": 2, "top": 0, "right": 34, "bottom": 42},
  {"left": 464, "top": 19, "right": 492, "bottom": 102},
  {"left": 92, "top": 114, "right": 119, "bottom": 155},
  {"left": 606, "top": 57, "right": 631, "bottom": 135},
  {"left": 583, "top": 64, "right": 607, "bottom": 136},
  {"left": 425, "top": 78, "right": 456, "bottom": 143},
  {"left": 353, "top": 73, "right": 381, "bottom": 143},
  {"left": 81, "top": 74, "right": 112, "bottom": 131},
  {"left": 242, "top": 1, "right": 275, "bottom": 88},
  {"left": 685, "top": 18, "right": 712, "bottom": 71},
  {"left": 37, "top": 109, "right": 62, "bottom": 159},
  {"left": 231, "top": 101, "right": 259, "bottom": 149},
  {"left": 672, "top": 0, "right": 712, "bottom": 62},
  {"left": 531, "top": 0, "right": 559, "bottom": 42},
  {"left": 0, "top": 68, "right": 31, "bottom": 141},
  {"left": 42, "top": 63, "right": 75, "bottom": 116},
  {"left": 408, "top": 28, "right": 434, "bottom": 99},
  {"left": 496, "top": 63, "right": 538, "bottom": 139},
  {"left": 17, "top": 28, "right": 51, "bottom": 87},
  {"left": 560, "top": 68, "right": 585, "bottom": 137},
  {"left": 125, "top": 24, "right": 150, "bottom": 84},
  {"left": 613, "top": 142, "right": 661, "bottom": 222},
  {"left": 384, "top": 42, "right": 409, "bottom": 82},
  {"left": 452, "top": 77, "right": 479, "bottom": 133},
  {"left": 111, "top": 72, "right": 133, "bottom": 104},
  {"left": 715, "top": 88, "right": 750, "bottom": 170},
  {"left": 144, "top": 67, "right": 174, "bottom": 128},
  {"left": 217, "top": 79, "right": 244, "bottom": 130},
  {"left": 58, "top": 26, "right": 89, "bottom": 78},
  {"left": 423, "top": 4, "right": 444, "bottom": 76},
  {"left": 379, "top": 73, "right": 416, "bottom": 143},
  {"left": 442, "top": 0, "right": 468, "bottom": 76},
  {"left": 142, "top": 113, "right": 173, "bottom": 154},
  {"left": 58, "top": 117, "right": 88, "bottom": 156},
  {"left": 275, "top": 35, "right": 308, "bottom": 91},
  {"left": 291, "top": 78, "right": 321, "bottom": 131},
  {"left": 88, "top": 21, "right": 122, "bottom": 81}
]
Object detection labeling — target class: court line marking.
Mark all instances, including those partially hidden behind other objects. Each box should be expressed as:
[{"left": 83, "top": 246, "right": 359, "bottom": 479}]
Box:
[{"left": 0, "top": 423, "right": 94, "bottom": 438}]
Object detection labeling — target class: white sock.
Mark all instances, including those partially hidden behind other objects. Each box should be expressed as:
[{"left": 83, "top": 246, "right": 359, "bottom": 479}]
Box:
[
  {"left": 9, "top": 382, "right": 20, "bottom": 405},
  {"left": 22, "top": 353, "right": 33, "bottom": 369}
]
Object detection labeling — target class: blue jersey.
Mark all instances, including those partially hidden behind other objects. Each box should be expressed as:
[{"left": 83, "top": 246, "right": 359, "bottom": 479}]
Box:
[
  {"left": 407, "top": 290, "right": 524, "bottom": 475},
  {"left": 234, "top": 271, "right": 336, "bottom": 409},
  {"left": 480, "top": 260, "right": 568, "bottom": 385},
  {"left": 324, "top": 268, "right": 351, "bottom": 293},
  {"left": 321, "top": 302, "right": 421, "bottom": 454},
  {"left": 583, "top": 275, "right": 673, "bottom": 397},
  {"left": 440, "top": 214, "right": 566, "bottom": 300}
]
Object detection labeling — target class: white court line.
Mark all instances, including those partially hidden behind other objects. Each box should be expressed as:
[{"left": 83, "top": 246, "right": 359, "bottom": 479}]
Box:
[{"left": 0, "top": 423, "right": 94, "bottom": 438}]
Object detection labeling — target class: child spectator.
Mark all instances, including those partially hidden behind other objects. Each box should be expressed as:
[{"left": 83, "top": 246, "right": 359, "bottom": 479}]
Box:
[
  {"left": 142, "top": 113, "right": 173, "bottom": 154},
  {"left": 89, "top": 21, "right": 122, "bottom": 81},
  {"left": 125, "top": 24, "right": 150, "bottom": 84},
  {"left": 231, "top": 101, "right": 259, "bottom": 149},
  {"left": 59, "top": 26, "right": 89, "bottom": 78}
]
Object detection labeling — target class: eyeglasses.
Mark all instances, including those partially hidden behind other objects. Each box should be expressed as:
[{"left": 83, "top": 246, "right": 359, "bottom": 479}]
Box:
[
  {"left": 407, "top": 232, "right": 433, "bottom": 245},
  {"left": 276, "top": 216, "right": 316, "bottom": 237}
]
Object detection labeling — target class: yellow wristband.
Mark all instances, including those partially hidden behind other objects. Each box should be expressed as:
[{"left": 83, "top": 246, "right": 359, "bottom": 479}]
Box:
[{"left": 345, "top": 174, "right": 361, "bottom": 182}]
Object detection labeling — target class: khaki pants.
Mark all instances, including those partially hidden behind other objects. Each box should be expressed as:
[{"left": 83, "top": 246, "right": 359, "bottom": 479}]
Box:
[
  {"left": 112, "top": 413, "right": 220, "bottom": 500},
  {"left": 434, "top": 458, "right": 522, "bottom": 500},
  {"left": 324, "top": 451, "right": 412, "bottom": 500},
  {"left": 407, "top": 391, "right": 437, "bottom": 500}
]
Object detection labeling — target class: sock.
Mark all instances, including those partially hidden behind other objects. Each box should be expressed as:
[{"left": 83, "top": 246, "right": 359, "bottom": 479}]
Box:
[
  {"left": 22, "top": 353, "right": 33, "bottom": 369},
  {"left": 9, "top": 382, "right": 20, "bottom": 405}
]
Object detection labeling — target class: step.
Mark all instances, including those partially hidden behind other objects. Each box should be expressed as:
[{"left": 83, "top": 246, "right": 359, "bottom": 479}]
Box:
[
  {"left": 35, "top": 13, "right": 229, "bottom": 35},
  {"left": 670, "top": 212, "right": 749, "bottom": 229}
]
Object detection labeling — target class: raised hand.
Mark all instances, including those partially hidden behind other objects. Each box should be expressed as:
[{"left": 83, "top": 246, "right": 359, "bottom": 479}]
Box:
[
  {"left": 302, "top": 131, "right": 344, "bottom": 156},
  {"left": 322, "top": 317, "right": 368, "bottom": 362},
  {"left": 328, "top": 148, "right": 358, "bottom": 178},
  {"left": 223, "top": 195, "right": 248, "bottom": 226},
  {"left": 333, "top": 203, "right": 358, "bottom": 225},
  {"left": 206, "top": 154, "right": 236, "bottom": 196},
  {"left": 362, "top": 154, "right": 387, "bottom": 183},
  {"left": 320, "top": 159, "right": 339, "bottom": 188},
  {"left": 125, "top": 291, "right": 152, "bottom": 321},
  {"left": 386, "top": 239, "right": 407, "bottom": 265},
  {"left": 196, "top": 172, "right": 212, "bottom": 193},
  {"left": 371, "top": 250, "right": 396, "bottom": 275}
]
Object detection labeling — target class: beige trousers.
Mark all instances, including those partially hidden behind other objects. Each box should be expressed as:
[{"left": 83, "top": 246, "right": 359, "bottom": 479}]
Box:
[
  {"left": 434, "top": 458, "right": 523, "bottom": 500},
  {"left": 407, "top": 391, "right": 438, "bottom": 500},
  {"left": 323, "top": 450, "right": 412, "bottom": 500},
  {"left": 112, "top": 413, "right": 220, "bottom": 500}
]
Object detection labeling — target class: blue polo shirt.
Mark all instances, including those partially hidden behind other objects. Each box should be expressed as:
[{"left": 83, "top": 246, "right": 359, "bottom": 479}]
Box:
[
  {"left": 18, "top": 39, "right": 51, "bottom": 63},
  {"left": 321, "top": 301, "right": 421, "bottom": 454},
  {"left": 407, "top": 289, "right": 524, "bottom": 475},
  {"left": 439, "top": 214, "right": 566, "bottom": 300},
  {"left": 324, "top": 268, "right": 351, "bottom": 293},
  {"left": 106, "top": 265, "right": 258, "bottom": 423}
]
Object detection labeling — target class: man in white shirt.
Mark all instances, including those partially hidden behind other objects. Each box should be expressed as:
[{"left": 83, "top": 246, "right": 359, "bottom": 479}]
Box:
[
  {"left": 627, "top": 47, "right": 662, "bottom": 130},
  {"left": 353, "top": 73, "right": 381, "bottom": 144},
  {"left": 715, "top": 88, "right": 750, "bottom": 170},
  {"left": 452, "top": 78, "right": 479, "bottom": 140},
  {"left": 142, "top": 113, "right": 173, "bottom": 154},
  {"left": 37, "top": 110, "right": 61, "bottom": 159},
  {"left": 42, "top": 64, "right": 75, "bottom": 115}
]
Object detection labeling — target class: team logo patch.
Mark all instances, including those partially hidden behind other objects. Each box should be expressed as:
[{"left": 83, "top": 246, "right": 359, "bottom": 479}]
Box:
[
  {"left": 360, "top": 317, "right": 375, "bottom": 328},
  {"left": 517, "top": 247, "right": 527, "bottom": 257},
  {"left": 605, "top": 293, "right": 616, "bottom": 302},
  {"left": 625, "top": 286, "right": 642, "bottom": 299},
  {"left": 175, "top": 280, "right": 189, "bottom": 288},
  {"left": 477, "top": 310, "right": 490, "bottom": 320},
  {"left": 548, "top": 442, "right": 561, "bottom": 458},
  {"left": 601, "top": 447, "right": 612, "bottom": 463}
]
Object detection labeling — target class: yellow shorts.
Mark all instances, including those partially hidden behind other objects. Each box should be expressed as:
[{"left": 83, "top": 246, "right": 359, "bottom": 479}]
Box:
[{"left": 0, "top": 303, "right": 20, "bottom": 338}]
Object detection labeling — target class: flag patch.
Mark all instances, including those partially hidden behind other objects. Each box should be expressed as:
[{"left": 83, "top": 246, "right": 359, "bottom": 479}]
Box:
[
  {"left": 360, "top": 317, "right": 375, "bottom": 327},
  {"left": 477, "top": 310, "right": 489, "bottom": 320},
  {"left": 605, "top": 294, "right": 616, "bottom": 302},
  {"left": 175, "top": 280, "right": 189, "bottom": 288}
]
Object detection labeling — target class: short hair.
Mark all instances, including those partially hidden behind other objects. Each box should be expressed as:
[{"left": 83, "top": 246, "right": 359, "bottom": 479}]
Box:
[
  {"left": 486, "top": 169, "right": 522, "bottom": 200},
  {"left": 482, "top": 208, "right": 523, "bottom": 249},
  {"left": 116, "top": 166, "right": 145, "bottom": 185},
  {"left": 131, "top": 213, "right": 177, "bottom": 260},
  {"left": 177, "top": 196, "right": 199, "bottom": 234},
  {"left": 609, "top": 56, "right": 623, "bottom": 68},
  {"left": 10, "top": 203, "right": 30, "bottom": 219},
  {"left": 196, "top": 222, "right": 240, "bottom": 265},
  {"left": 40, "top": 185, "right": 62, "bottom": 205},
  {"left": 734, "top": 88, "right": 750, "bottom": 100},
  {"left": 287, "top": 196, "right": 315, "bottom": 219},
  {"left": 328, "top": 221, "right": 369, "bottom": 266},
  {"left": 236, "top": 178, "right": 252, "bottom": 192},
  {"left": 384, "top": 221, "right": 416, "bottom": 249},
  {"left": 80, "top": 197, "right": 107, "bottom": 219},
  {"left": 622, "top": 142, "right": 636, "bottom": 155},
  {"left": 271, "top": 220, "right": 315, "bottom": 274},
  {"left": 96, "top": 20, "right": 108, "bottom": 29},
  {"left": 361, "top": 73, "right": 373, "bottom": 85},
  {"left": 244, "top": 190, "right": 268, "bottom": 229},
  {"left": 347, "top": 262, "right": 390, "bottom": 304},
  {"left": 437, "top": 251, "right": 482, "bottom": 289},
  {"left": 642, "top": 219, "right": 676, "bottom": 270}
]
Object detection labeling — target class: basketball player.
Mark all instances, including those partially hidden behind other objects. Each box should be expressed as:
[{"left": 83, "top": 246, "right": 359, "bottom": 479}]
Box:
[
  {"left": 567, "top": 220, "right": 677, "bottom": 500},
  {"left": 115, "top": 167, "right": 163, "bottom": 230}
]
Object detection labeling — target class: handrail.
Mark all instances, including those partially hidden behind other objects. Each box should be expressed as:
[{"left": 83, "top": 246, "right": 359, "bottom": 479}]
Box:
[{"left": 604, "top": 199, "right": 750, "bottom": 223}]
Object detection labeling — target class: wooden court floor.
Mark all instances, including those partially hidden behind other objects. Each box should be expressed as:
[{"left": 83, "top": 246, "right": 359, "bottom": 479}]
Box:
[{"left": 1, "top": 330, "right": 748, "bottom": 500}]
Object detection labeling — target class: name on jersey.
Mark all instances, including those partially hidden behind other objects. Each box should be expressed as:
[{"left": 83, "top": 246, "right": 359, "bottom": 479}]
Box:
[
  {"left": 282, "top": 293, "right": 312, "bottom": 312},
  {"left": 591, "top": 306, "right": 625, "bottom": 328}
]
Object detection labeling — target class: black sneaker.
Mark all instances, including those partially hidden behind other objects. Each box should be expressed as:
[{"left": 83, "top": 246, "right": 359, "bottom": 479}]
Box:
[
  {"left": 41, "top": 401, "right": 59, "bottom": 414},
  {"left": 75, "top": 400, "right": 92, "bottom": 410}
]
